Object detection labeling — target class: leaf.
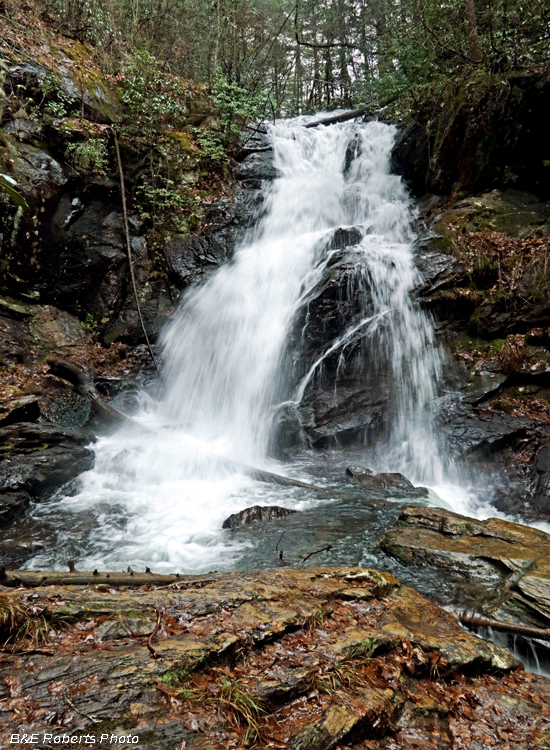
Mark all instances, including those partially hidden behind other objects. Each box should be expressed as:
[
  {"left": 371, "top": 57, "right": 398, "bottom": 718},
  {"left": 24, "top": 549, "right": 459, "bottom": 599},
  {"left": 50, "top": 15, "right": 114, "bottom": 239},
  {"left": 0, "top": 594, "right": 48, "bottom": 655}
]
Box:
[{"left": 0, "top": 174, "right": 30, "bottom": 209}]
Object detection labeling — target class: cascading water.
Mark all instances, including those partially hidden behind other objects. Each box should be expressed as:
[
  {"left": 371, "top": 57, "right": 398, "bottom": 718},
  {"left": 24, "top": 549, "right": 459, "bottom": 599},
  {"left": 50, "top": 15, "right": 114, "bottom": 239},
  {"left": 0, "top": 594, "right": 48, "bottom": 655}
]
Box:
[{"left": 25, "top": 118, "right": 461, "bottom": 573}]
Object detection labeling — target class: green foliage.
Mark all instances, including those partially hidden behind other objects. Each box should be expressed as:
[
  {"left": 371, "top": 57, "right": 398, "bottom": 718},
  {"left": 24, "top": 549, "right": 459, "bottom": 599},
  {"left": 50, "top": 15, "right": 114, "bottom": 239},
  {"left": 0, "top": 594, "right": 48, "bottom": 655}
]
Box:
[
  {"left": 209, "top": 73, "right": 268, "bottom": 141},
  {"left": 134, "top": 177, "right": 193, "bottom": 231},
  {"left": 40, "top": 73, "right": 75, "bottom": 121},
  {"left": 43, "top": 0, "right": 122, "bottom": 50},
  {"left": 193, "top": 129, "right": 228, "bottom": 166},
  {"left": 38, "top": 0, "right": 550, "bottom": 116},
  {"left": 116, "top": 50, "right": 197, "bottom": 230},
  {"left": 0, "top": 173, "right": 29, "bottom": 209},
  {"left": 120, "top": 49, "right": 189, "bottom": 141},
  {"left": 82, "top": 313, "right": 99, "bottom": 335},
  {"left": 66, "top": 138, "right": 109, "bottom": 174}
]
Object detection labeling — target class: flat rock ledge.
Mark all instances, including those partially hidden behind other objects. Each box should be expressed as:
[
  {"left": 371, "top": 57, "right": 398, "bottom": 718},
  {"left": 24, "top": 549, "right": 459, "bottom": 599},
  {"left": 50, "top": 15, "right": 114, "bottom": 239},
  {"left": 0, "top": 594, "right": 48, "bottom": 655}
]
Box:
[
  {"left": 380, "top": 506, "right": 550, "bottom": 630},
  {"left": 0, "top": 566, "right": 549, "bottom": 750}
]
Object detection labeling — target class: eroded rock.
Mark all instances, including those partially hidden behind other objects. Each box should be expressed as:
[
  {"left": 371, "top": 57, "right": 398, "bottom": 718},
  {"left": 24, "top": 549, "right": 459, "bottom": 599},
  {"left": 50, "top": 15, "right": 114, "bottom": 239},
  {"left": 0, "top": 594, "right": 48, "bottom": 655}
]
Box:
[
  {"left": 0, "top": 565, "right": 543, "bottom": 750},
  {"left": 380, "top": 506, "right": 550, "bottom": 629},
  {"left": 222, "top": 504, "right": 298, "bottom": 530},
  {"left": 0, "top": 422, "right": 94, "bottom": 503}
]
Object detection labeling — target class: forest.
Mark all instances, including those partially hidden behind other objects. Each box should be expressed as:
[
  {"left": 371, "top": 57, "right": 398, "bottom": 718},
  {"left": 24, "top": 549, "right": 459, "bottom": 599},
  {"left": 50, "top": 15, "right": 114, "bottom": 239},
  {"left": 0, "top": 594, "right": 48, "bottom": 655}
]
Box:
[{"left": 11, "top": 0, "right": 550, "bottom": 116}]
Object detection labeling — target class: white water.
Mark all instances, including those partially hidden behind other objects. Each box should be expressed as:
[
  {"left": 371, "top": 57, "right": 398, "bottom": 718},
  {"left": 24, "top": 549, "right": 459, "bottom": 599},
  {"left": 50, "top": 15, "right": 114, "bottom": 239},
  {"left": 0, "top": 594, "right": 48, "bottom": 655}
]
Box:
[{"left": 27, "top": 118, "right": 487, "bottom": 572}]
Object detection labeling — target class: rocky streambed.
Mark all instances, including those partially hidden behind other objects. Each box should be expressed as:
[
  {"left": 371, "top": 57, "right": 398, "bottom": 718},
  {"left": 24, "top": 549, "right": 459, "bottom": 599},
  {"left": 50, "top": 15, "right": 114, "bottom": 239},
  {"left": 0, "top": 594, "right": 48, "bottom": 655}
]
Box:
[{"left": 1, "top": 564, "right": 550, "bottom": 749}]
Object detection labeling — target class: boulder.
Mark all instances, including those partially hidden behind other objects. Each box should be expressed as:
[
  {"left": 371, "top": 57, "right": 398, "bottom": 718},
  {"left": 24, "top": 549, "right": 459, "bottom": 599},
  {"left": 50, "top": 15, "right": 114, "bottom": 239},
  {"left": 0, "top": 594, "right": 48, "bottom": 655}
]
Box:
[
  {"left": 413, "top": 249, "right": 464, "bottom": 296},
  {"left": 437, "top": 397, "right": 550, "bottom": 520},
  {"left": 235, "top": 150, "right": 278, "bottom": 185},
  {"left": 222, "top": 504, "right": 298, "bottom": 530},
  {"left": 345, "top": 466, "right": 430, "bottom": 500},
  {"left": 380, "top": 506, "right": 550, "bottom": 629},
  {"left": 286, "top": 241, "right": 393, "bottom": 447},
  {"left": 1, "top": 565, "right": 545, "bottom": 750},
  {"left": 0, "top": 296, "right": 92, "bottom": 363},
  {"left": 0, "top": 422, "right": 95, "bottom": 505}
]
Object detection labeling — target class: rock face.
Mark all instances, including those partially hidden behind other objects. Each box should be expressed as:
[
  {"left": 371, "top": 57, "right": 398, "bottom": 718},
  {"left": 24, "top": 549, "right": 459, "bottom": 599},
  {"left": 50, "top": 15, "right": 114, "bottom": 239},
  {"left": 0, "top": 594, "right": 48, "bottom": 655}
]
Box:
[
  {"left": 0, "top": 422, "right": 94, "bottom": 521},
  {"left": 222, "top": 504, "right": 297, "bottom": 530},
  {"left": 413, "top": 189, "right": 550, "bottom": 520},
  {"left": 284, "top": 235, "right": 393, "bottom": 448},
  {"left": 0, "top": 36, "right": 262, "bottom": 351},
  {"left": 380, "top": 506, "right": 550, "bottom": 630},
  {"left": 2, "top": 565, "right": 548, "bottom": 750},
  {"left": 391, "top": 72, "right": 550, "bottom": 197}
]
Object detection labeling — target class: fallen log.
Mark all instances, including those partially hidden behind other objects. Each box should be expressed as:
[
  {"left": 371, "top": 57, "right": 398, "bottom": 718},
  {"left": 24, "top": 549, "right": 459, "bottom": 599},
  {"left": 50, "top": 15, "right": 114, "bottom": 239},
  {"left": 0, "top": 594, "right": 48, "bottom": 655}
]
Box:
[
  {"left": 305, "top": 108, "right": 372, "bottom": 129},
  {"left": 48, "top": 358, "right": 130, "bottom": 427},
  {"left": 459, "top": 613, "right": 550, "bottom": 643},
  {"left": 0, "top": 568, "right": 217, "bottom": 588}
]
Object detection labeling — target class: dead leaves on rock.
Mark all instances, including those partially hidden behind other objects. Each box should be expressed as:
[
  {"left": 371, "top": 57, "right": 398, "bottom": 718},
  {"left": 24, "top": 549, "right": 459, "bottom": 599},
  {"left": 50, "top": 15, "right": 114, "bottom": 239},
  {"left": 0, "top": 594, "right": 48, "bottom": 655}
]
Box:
[{"left": 1, "top": 570, "right": 549, "bottom": 749}]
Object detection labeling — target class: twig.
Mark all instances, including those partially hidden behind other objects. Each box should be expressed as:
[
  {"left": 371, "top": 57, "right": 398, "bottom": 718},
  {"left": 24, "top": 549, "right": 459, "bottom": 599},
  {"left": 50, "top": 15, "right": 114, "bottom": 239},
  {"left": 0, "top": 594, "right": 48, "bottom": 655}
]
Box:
[
  {"left": 301, "top": 545, "right": 333, "bottom": 565},
  {"left": 113, "top": 131, "right": 162, "bottom": 379},
  {"left": 1, "top": 648, "right": 54, "bottom": 656},
  {"left": 275, "top": 530, "right": 287, "bottom": 552},
  {"left": 63, "top": 694, "right": 100, "bottom": 724},
  {"left": 147, "top": 608, "right": 163, "bottom": 658},
  {"left": 459, "top": 613, "right": 550, "bottom": 643}
]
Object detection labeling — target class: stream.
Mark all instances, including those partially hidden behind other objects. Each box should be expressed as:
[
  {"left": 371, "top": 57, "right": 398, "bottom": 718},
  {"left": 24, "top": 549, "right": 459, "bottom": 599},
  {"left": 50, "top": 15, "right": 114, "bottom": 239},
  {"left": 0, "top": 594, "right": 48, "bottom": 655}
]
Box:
[{"left": 8, "top": 116, "right": 550, "bottom": 673}]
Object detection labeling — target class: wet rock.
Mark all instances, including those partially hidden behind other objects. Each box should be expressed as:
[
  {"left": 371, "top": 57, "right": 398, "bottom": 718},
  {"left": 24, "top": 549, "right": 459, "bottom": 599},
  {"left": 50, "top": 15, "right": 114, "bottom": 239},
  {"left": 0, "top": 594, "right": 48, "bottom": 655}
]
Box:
[
  {"left": 421, "top": 190, "right": 550, "bottom": 336},
  {"left": 380, "top": 506, "right": 550, "bottom": 629},
  {"left": 235, "top": 150, "right": 278, "bottom": 185},
  {"left": 299, "top": 379, "right": 388, "bottom": 448},
  {"left": 391, "top": 72, "right": 550, "bottom": 196},
  {"left": 222, "top": 505, "right": 297, "bottom": 530},
  {"left": 0, "top": 565, "right": 541, "bottom": 750},
  {"left": 0, "top": 296, "right": 92, "bottom": 363},
  {"left": 41, "top": 390, "right": 91, "bottom": 428},
  {"left": 165, "top": 233, "right": 228, "bottom": 288},
  {"left": 413, "top": 249, "right": 464, "bottom": 296},
  {"left": 287, "top": 242, "right": 393, "bottom": 447},
  {"left": 2, "top": 117, "right": 43, "bottom": 142},
  {"left": 0, "top": 312, "right": 31, "bottom": 365},
  {"left": 390, "top": 121, "right": 429, "bottom": 197},
  {"left": 11, "top": 142, "right": 66, "bottom": 190},
  {"left": 328, "top": 226, "right": 364, "bottom": 251},
  {"left": 0, "top": 422, "right": 94, "bottom": 503},
  {"left": 345, "top": 466, "right": 429, "bottom": 500},
  {"left": 0, "top": 491, "right": 30, "bottom": 524},
  {"left": 461, "top": 371, "right": 508, "bottom": 405},
  {"left": 164, "top": 198, "right": 255, "bottom": 291},
  {"left": 437, "top": 397, "right": 550, "bottom": 520},
  {"left": 0, "top": 396, "right": 40, "bottom": 427},
  {"left": 29, "top": 305, "right": 91, "bottom": 353}
]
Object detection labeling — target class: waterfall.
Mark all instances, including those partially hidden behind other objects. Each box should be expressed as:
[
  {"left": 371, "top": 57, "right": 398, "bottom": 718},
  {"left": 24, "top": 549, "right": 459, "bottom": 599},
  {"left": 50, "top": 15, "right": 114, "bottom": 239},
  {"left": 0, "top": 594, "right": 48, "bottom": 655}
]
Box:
[
  {"left": 26, "top": 118, "right": 454, "bottom": 572},
  {"left": 160, "top": 121, "right": 355, "bottom": 462}
]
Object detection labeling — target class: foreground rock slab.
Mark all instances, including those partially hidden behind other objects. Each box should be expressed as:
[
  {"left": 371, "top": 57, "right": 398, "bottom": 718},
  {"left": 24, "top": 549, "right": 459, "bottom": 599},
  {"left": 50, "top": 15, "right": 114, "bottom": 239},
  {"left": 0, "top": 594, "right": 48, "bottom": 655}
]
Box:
[
  {"left": 380, "top": 506, "right": 550, "bottom": 629},
  {"left": 0, "top": 566, "right": 548, "bottom": 749}
]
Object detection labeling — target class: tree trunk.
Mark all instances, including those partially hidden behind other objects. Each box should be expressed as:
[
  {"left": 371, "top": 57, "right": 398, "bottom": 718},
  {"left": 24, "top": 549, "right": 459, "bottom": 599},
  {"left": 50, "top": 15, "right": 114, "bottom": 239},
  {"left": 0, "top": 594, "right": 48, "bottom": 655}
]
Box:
[{"left": 464, "top": 0, "right": 483, "bottom": 63}]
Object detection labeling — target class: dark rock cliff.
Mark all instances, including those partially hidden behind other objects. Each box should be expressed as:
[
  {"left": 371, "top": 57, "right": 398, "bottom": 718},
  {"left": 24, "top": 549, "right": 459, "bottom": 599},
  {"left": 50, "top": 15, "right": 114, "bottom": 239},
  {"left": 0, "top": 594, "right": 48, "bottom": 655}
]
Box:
[{"left": 391, "top": 71, "right": 550, "bottom": 198}]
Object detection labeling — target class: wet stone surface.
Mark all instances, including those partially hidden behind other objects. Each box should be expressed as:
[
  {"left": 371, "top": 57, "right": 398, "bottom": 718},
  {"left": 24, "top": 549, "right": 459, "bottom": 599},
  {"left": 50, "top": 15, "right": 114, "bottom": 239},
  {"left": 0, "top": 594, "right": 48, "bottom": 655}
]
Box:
[
  {"left": 380, "top": 506, "right": 550, "bottom": 632},
  {"left": 1, "top": 566, "right": 548, "bottom": 749}
]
